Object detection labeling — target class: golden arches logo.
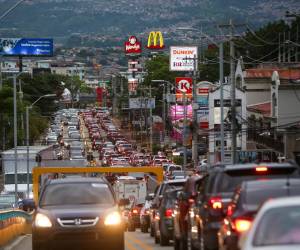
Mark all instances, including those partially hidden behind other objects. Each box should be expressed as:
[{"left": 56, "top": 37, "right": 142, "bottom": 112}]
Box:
[{"left": 147, "top": 31, "right": 165, "bottom": 49}]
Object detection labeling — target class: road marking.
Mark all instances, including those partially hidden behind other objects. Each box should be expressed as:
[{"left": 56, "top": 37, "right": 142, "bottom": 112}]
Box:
[
  {"left": 126, "top": 233, "right": 153, "bottom": 250},
  {"left": 3, "top": 234, "right": 31, "bottom": 250},
  {"left": 125, "top": 238, "right": 139, "bottom": 250}
]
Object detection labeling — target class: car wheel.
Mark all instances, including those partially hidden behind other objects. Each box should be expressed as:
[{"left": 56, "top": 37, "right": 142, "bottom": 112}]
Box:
[
  {"left": 180, "top": 236, "right": 188, "bottom": 250},
  {"left": 174, "top": 236, "right": 180, "bottom": 250},
  {"left": 32, "top": 241, "right": 47, "bottom": 250},
  {"left": 144, "top": 224, "right": 148, "bottom": 233},
  {"left": 160, "top": 232, "right": 169, "bottom": 246},
  {"left": 128, "top": 221, "right": 135, "bottom": 232},
  {"left": 154, "top": 227, "right": 160, "bottom": 244},
  {"left": 150, "top": 223, "right": 155, "bottom": 237},
  {"left": 108, "top": 235, "right": 124, "bottom": 250}
]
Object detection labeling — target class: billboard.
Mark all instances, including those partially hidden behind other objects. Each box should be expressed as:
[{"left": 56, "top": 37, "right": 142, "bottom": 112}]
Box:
[
  {"left": 169, "top": 104, "right": 192, "bottom": 142},
  {"left": 125, "top": 36, "right": 142, "bottom": 54},
  {"left": 170, "top": 46, "right": 198, "bottom": 72},
  {"left": 176, "top": 77, "right": 193, "bottom": 101},
  {"left": 129, "top": 98, "right": 155, "bottom": 109},
  {"left": 0, "top": 38, "right": 53, "bottom": 56},
  {"left": 147, "top": 31, "right": 164, "bottom": 49}
]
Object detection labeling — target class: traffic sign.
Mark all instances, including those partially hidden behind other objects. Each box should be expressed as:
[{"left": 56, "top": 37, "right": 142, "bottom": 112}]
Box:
[{"left": 176, "top": 77, "right": 192, "bottom": 94}]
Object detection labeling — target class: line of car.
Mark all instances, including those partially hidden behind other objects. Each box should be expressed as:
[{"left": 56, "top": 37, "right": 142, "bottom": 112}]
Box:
[{"left": 128, "top": 161, "right": 300, "bottom": 250}]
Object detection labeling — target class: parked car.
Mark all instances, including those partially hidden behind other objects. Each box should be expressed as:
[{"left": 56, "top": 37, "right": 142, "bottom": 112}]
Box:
[
  {"left": 218, "top": 178, "right": 300, "bottom": 250},
  {"left": 189, "top": 162, "right": 300, "bottom": 250},
  {"left": 154, "top": 188, "right": 182, "bottom": 246},
  {"left": 240, "top": 196, "right": 300, "bottom": 250}
]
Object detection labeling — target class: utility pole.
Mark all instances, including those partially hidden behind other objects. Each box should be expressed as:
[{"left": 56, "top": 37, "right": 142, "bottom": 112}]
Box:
[
  {"left": 183, "top": 92, "right": 187, "bottom": 168},
  {"left": 278, "top": 33, "right": 281, "bottom": 63},
  {"left": 219, "top": 19, "right": 245, "bottom": 164},
  {"left": 219, "top": 42, "right": 225, "bottom": 163},
  {"left": 149, "top": 86, "right": 153, "bottom": 154},
  {"left": 192, "top": 55, "right": 198, "bottom": 166},
  {"left": 229, "top": 19, "right": 237, "bottom": 164}
]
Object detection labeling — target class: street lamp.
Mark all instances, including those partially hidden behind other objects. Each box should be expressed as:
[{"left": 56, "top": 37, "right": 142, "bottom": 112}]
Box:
[{"left": 26, "top": 94, "right": 56, "bottom": 197}]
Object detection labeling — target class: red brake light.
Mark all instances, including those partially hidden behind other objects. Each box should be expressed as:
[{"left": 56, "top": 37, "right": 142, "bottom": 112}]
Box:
[
  {"left": 234, "top": 218, "right": 252, "bottom": 233},
  {"left": 255, "top": 167, "right": 268, "bottom": 172},
  {"left": 188, "top": 198, "right": 195, "bottom": 204},
  {"left": 227, "top": 204, "right": 234, "bottom": 217},
  {"left": 209, "top": 197, "right": 223, "bottom": 210},
  {"left": 165, "top": 209, "right": 173, "bottom": 218}
]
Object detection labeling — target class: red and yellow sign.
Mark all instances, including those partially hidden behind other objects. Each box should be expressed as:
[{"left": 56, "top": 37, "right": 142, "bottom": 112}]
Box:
[
  {"left": 125, "top": 36, "right": 142, "bottom": 54},
  {"left": 147, "top": 31, "right": 164, "bottom": 49}
]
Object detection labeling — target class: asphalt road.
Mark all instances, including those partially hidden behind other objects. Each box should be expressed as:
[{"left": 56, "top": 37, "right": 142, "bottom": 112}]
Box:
[{"left": 8, "top": 231, "right": 173, "bottom": 250}]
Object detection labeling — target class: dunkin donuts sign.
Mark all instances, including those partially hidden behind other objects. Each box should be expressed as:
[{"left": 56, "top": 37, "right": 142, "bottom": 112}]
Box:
[{"left": 125, "top": 36, "right": 142, "bottom": 54}]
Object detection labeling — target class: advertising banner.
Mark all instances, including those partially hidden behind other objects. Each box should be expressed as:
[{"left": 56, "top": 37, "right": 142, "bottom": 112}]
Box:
[
  {"left": 129, "top": 98, "right": 155, "bottom": 109},
  {"left": 128, "top": 78, "right": 138, "bottom": 94},
  {"left": 196, "top": 81, "right": 211, "bottom": 108},
  {"left": 96, "top": 87, "right": 103, "bottom": 105},
  {"left": 169, "top": 105, "right": 192, "bottom": 142},
  {"left": 0, "top": 38, "right": 53, "bottom": 56},
  {"left": 197, "top": 109, "right": 209, "bottom": 129},
  {"left": 125, "top": 36, "right": 142, "bottom": 54},
  {"left": 170, "top": 46, "right": 198, "bottom": 72}
]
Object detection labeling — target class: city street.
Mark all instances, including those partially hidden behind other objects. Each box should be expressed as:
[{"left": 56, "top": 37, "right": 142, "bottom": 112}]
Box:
[{"left": 8, "top": 232, "right": 173, "bottom": 250}]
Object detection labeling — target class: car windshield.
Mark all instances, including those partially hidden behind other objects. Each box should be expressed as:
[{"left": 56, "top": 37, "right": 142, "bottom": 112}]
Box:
[
  {"left": 253, "top": 206, "right": 300, "bottom": 246},
  {"left": 40, "top": 183, "right": 115, "bottom": 206},
  {"left": 245, "top": 186, "right": 300, "bottom": 209}
]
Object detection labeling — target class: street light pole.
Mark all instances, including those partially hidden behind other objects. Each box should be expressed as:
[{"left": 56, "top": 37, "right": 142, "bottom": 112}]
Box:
[
  {"left": 26, "top": 94, "right": 56, "bottom": 197},
  {"left": 0, "top": 0, "right": 26, "bottom": 21},
  {"left": 13, "top": 74, "right": 18, "bottom": 204}
]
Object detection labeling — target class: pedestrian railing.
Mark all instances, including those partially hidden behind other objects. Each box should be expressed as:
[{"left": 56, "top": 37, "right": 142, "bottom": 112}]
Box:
[{"left": 0, "top": 209, "right": 32, "bottom": 247}]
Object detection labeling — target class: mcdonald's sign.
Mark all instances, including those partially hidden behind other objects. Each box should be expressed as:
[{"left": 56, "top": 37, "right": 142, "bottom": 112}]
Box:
[{"left": 147, "top": 31, "right": 165, "bottom": 49}]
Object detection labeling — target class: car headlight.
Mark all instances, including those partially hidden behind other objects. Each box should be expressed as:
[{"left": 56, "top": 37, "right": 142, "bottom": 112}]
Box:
[
  {"left": 104, "top": 211, "right": 121, "bottom": 226},
  {"left": 35, "top": 213, "right": 52, "bottom": 228}
]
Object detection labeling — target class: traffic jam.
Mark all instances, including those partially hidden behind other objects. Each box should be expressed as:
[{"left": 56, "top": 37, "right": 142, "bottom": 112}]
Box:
[{"left": 29, "top": 107, "right": 300, "bottom": 250}]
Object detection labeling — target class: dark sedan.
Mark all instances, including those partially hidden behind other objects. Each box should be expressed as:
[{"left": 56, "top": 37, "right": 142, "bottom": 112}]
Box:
[{"left": 32, "top": 177, "right": 127, "bottom": 250}]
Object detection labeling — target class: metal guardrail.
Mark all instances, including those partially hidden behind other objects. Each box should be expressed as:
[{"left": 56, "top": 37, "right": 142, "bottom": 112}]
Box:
[{"left": 0, "top": 209, "right": 32, "bottom": 247}]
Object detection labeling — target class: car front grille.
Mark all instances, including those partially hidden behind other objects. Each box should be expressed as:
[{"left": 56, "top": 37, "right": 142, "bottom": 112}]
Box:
[{"left": 57, "top": 217, "right": 99, "bottom": 228}]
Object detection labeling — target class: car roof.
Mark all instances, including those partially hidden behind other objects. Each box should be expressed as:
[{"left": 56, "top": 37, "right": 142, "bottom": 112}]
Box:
[
  {"left": 163, "top": 178, "right": 187, "bottom": 184},
  {"left": 224, "top": 162, "right": 297, "bottom": 171},
  {"left": 49, "top": 177, "right": 107, "bottom": 185},
  {"left": 261, "top": 196, "right": 300, "bottom": 210},
  {"left": 242, "top": 178, "right": 300, "bottom": 190}
]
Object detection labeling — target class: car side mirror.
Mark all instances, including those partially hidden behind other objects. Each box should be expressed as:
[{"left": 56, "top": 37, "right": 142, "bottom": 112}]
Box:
[
  {"left": 118, "top": 198, "right": 130, "bottom": 207},
  {"left": 146, "top": 193, "right": 154, "bottom": 201}
]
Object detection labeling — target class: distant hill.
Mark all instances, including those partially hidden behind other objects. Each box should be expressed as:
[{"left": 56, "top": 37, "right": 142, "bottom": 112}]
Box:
[{"left": 0, "top": 0, "right": 299, "bottom": 38}]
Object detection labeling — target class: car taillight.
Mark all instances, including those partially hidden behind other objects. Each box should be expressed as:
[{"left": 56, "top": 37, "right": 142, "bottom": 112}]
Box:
[
  {"left": 227, "top": 204, "right": 234, "bottom": 217},
  {"left": 209, "top": 197, "right": 223, "bottom": 209},
  {"left": 255, "top": 166, "right": 268, "bottom": 172},
  {"left": 234, "top": 218, "right": 252, "bottom": 233},
  {"left": 165, "top": 209, "right": 173, "bottom": 218}
]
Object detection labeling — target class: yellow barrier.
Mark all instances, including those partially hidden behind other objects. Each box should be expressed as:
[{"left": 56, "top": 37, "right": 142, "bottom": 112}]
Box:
[
  {"left": 32, "top": 166, "right": 164, "bottom": 204},
  {"left": 0, "top": 211, "right": 32, "bottom": 247}
]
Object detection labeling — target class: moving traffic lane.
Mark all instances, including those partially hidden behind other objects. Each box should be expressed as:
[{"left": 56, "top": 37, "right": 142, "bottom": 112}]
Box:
[{"left": 8, "top": 232, "right": 173, "bottom": 250}]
